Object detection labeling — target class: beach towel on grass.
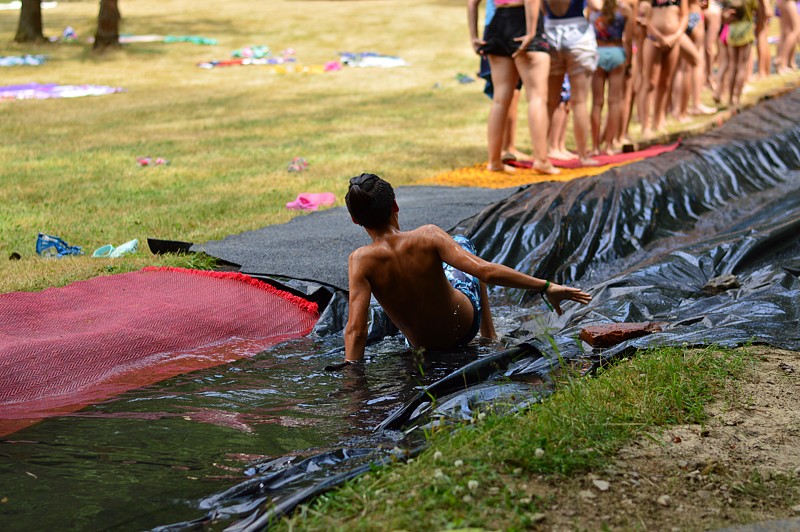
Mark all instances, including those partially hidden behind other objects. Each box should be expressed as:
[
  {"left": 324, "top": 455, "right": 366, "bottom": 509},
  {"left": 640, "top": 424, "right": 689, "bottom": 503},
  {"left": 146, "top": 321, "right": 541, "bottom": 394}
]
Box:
[
  {"left": 0, "top": 55, "right": 47, "bottom": 67},
  {"left": 508, "top": 141, "right": 681, "bottom": 169},
  {"left": 339, "top": 52, "right": 409, "bottom": 68},
  {"left": 0, "top": 83, "right": 124, "bottom": 100}
]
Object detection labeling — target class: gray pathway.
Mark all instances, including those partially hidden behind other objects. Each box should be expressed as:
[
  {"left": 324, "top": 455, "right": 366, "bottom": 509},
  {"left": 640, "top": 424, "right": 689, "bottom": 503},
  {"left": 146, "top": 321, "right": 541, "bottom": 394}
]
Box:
[{"left": 192, "top": 185, "right": 517, "bottom": 291}]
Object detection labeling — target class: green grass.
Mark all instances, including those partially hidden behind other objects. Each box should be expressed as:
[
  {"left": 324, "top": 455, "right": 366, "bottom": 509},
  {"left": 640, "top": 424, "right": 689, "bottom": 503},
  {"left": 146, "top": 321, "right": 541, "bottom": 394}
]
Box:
[
  {"left": 2, "top": 1, "right": 798, "bottom": 293},
  {"left": 276, "top": 346, "right": 750, "bottom": 531},
  {"left": 0, "top": 0, "right": 493, "bottom": 292}
]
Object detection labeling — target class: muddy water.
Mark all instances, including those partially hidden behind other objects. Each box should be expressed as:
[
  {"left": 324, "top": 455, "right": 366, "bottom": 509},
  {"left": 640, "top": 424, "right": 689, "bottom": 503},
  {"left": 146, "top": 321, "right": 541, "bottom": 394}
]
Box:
[{"left": 0, "top": 308, "right": 528, "bottom": 531}]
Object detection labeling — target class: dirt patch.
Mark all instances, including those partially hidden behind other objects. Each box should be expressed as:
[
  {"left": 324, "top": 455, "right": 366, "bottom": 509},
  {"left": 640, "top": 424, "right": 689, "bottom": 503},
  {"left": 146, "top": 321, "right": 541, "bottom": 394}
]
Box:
[{"left": 523, "top": 347, "right": 800, "bottom": 531}]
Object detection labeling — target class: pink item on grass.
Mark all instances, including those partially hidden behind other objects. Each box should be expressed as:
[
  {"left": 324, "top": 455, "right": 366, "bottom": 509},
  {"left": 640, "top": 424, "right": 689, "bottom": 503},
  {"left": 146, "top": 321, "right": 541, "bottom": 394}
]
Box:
[{"left": 286, "top": 192, "right": 336, "bottom": 211}]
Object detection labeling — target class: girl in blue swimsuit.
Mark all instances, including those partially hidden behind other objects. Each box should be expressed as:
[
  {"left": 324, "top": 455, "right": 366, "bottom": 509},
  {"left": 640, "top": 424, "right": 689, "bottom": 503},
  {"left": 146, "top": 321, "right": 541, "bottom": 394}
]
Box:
[{"left": 588, "top": 0, "right": 634, "bottom": 154}]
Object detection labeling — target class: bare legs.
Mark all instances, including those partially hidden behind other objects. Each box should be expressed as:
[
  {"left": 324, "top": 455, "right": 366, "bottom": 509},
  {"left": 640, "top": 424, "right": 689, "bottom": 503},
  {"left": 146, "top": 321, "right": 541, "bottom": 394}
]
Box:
[
  {"left": 755, "top": 3, "right": 771, "bottom": 79},
  {"left": 564, "top": 70, "right": 598, "bottom": 165},
  {"left": 486, "top": 55, "right": 521, "bottom": 172},
  {"left": 777, "top": 0, "right": 800, "bottom": 73},
  {"left": 502, "top": 90, "right": 532, "bottom": 161},
  {"left": 591, "top": 64, "right": 626, "bottom": 154},
  {"left": 686, "top": 22, "right": 717, "bottom": 114},
  {"left": 728, "top": 43, "right": 753, "bottom": 105},
  {"left": 704, "top": 3, "right": 722, "bottom": 89},
  {"left": 548, "top": 100, "right": 574, "bottom": 159},
  {"left": 590, "top": 68, "right": 607, "bottom": 153},
  {"left": 486, "top": 52, "right": 557, "bottom": 174},
  {"left": 515, "top": 50, "right": 558, "bottom": 173},
  {"left": 653, "top": 42, "right": 682, "bottom": 132}
]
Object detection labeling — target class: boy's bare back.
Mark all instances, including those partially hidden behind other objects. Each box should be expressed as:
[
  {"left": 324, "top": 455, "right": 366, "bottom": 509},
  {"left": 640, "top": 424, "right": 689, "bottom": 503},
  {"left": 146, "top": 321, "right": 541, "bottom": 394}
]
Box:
[{"left": 346, "top": 225, "right": 478, "bottom": 354}]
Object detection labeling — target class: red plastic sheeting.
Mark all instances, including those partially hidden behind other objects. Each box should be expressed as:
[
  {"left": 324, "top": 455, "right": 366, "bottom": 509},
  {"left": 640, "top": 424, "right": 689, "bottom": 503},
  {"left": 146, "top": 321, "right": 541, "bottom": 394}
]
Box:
[
  {"left": 508, "top": 141, "right": 681, "bottom": 169},
  {"left": 0, "top": 267, "right": 318, "bottom": 437}
]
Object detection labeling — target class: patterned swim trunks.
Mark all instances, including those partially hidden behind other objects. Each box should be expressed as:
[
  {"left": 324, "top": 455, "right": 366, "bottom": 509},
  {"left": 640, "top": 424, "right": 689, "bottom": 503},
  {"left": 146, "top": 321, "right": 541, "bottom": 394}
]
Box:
[{"left": 442, "top": 235, "right": 482, "bottom": 345}]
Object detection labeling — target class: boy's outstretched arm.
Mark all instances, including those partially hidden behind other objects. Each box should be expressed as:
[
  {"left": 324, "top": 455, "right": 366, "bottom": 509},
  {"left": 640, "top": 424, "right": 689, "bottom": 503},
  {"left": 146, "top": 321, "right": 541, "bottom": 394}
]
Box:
[{"left": 429, "top": 225, "right": 592, "bottom": 314}]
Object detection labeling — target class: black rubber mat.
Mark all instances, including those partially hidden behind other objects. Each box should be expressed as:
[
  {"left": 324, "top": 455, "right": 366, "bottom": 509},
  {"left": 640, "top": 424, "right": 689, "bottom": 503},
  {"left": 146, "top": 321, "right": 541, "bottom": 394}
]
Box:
[{"left": 192, "top": 185, "right": 518, "bottom": 291}]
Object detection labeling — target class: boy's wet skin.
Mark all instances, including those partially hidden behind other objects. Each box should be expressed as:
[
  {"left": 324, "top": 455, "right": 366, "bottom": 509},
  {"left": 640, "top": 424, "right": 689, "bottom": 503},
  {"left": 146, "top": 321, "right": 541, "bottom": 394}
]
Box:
[{"left": 342, "top": 173, "right": 592, "bottom": 364}]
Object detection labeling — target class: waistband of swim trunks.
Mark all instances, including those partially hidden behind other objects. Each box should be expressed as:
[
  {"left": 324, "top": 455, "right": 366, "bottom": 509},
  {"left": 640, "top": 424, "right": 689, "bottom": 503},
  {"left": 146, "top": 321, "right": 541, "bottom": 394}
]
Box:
[
  {"left": 544, "top": 16, "right": 590, "bottom": 26},
  {"left": 495, "top": 3, "right": 524, "bottom": 9}
]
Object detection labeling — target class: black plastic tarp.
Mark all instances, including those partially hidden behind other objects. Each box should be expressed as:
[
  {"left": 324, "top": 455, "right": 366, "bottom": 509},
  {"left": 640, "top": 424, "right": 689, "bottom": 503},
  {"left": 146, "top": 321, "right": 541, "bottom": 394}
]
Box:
[{"left": 157, "top": 90, "right": 800, "bottom": 531}]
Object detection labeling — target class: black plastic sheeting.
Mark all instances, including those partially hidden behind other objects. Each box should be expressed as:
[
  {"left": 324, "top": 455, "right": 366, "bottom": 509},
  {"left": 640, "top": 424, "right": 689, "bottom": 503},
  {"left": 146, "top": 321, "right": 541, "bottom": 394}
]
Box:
[{"left": 158, "top": 90, "right": 800, "bottom": 531}]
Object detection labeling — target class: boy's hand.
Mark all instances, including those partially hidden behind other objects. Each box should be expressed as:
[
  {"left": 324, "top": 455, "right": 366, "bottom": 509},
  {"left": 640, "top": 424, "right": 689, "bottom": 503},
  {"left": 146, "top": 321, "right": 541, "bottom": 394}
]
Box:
[{"left": 544, "top": 283, "right": 593, "bottom": 315}]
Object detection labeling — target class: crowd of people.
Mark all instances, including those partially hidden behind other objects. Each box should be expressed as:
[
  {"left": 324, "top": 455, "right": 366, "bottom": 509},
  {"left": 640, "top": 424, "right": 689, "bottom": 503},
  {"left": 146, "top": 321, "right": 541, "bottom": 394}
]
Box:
[{"left": 468, "top": 0, "right": 799, "bottom": 173}]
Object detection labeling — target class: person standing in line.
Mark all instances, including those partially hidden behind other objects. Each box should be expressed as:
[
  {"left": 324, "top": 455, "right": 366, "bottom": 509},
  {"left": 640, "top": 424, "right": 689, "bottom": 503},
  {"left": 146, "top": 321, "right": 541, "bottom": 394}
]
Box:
[
  {"left": 677, "top": 0, "right": 718, "bottom": 117},
  {"left": 542, "top": 0, "right": 604, "bottom": 166},
  {"left": 469, "top": 0, "right": 560, "bottom": 175},
  {"left": 589, "top": 0, "right": 634, "bottom": 154},
  {"left": 753, "top": 0, "right": 772, "bottom": 78},
  {"left": 775, "top": 0, "right": 799, "bottom": 73},
  {"left": 722, "top": 0, "right": 763, "bottom": 105},
  {"left": 477, "top": 0, "right": 533, "bottom": 163},
  {"left": 638, "top": 0, "right": 689, "bottom": 137}
]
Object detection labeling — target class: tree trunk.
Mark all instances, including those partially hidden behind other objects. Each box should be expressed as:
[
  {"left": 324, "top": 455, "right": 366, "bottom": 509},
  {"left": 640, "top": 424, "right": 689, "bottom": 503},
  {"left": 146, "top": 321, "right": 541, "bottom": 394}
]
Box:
[
  {"left": 14, "top": 0, "right": 46, "bottom": 43},
  {"left": 93, "top": 0, "right": 121, "bottom": 51}
]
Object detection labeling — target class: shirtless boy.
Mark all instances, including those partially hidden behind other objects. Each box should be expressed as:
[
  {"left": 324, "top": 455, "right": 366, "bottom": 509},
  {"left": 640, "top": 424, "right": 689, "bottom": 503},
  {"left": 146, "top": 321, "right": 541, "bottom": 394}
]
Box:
[{"left": 341, "top": 173, "right": 593, "bottom": 363}]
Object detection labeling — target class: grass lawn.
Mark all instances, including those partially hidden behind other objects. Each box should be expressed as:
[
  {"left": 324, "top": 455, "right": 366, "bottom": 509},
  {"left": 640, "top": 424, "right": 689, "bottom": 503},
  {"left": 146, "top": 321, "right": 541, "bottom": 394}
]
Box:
[
  {"left": 0, "top": 0, "right": 493, "bottom": 292},
  {"left": 277, "top": 346, "right": 800, "bottom": 531},
  {"left": 1, "top": 0, "right": 798, "bottom": 293}
]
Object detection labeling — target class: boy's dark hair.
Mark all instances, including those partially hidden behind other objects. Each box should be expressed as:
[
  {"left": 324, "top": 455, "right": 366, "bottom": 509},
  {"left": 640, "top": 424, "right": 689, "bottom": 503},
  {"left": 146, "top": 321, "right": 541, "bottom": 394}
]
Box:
[{"left": 345, "top": 173, "right": 396, "bottom": 228}]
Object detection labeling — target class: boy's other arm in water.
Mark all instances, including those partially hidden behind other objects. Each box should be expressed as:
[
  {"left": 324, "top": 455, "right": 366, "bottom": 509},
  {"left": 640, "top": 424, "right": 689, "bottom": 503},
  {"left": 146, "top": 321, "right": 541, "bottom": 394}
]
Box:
[{"left": 344, "top": 249, "right": 372, "bottom": 362}]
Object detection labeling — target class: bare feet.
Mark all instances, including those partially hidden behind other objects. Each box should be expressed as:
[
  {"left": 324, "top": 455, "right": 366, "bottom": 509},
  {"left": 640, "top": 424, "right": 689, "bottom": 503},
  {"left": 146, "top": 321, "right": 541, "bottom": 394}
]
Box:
[
  {"left": 578, "top": 156, "right": 602, "bottom": 167},
  {"left": 532, "top": 159, "right": 560, "bottom": 175},
  {"left": 503, "top": 149, "right": 532, "bottom": 162},
  {"left": 487, "top": 163, "right": 516, "bottom": 173},
  {"left": 688, "top": 103, "right": 717, "bottom": 115},
  {"left": 599, "top": 144, "right": 621, "bottom": 156},
  {"left": 549, "top": 149, "right": 577, "bottom": 160}
]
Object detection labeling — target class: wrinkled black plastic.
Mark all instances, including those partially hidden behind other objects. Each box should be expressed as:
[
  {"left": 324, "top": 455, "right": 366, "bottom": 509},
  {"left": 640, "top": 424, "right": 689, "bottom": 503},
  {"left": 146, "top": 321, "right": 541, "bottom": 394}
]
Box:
[{"left": 158, "top": 91, "right": 800, "bottom": 531}]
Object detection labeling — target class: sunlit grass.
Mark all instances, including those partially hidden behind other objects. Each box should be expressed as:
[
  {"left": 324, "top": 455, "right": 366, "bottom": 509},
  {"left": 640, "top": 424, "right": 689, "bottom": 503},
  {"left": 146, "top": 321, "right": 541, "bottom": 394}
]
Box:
[
  {"left": 0, "top": 0, "right": 491, "bottom": 292},
  {"left": 277, "top": 346, "right": 751, "bottom": 531},
  {"left": 1, "top": 1, "right": 798, "bottom": 294}
]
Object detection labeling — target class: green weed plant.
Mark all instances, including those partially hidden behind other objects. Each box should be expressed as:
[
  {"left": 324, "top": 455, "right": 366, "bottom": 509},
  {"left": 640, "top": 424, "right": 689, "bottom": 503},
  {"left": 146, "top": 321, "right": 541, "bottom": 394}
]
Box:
[{"left": 278, "top": 346, "right": 750, "bottom": 531}]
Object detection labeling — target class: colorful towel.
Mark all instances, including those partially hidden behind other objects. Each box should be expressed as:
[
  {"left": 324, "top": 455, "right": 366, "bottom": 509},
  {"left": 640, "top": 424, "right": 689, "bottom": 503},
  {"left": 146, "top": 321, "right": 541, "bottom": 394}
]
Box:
[
  {"left": 0, "top": 83, "right": 124, "bottom": 101},
  {"left": 0, "top": 55, "right": 47, "bottom": 67},
  {"left": 508, "top": 141, "right": 680, "bottom": 170},
  {"left": 232, "top": 45, "right": 271, "bottom": 59},
  {"left": 198, "top": 57, "right": 296, "bottom": 69},
  {"left": 0, "top": 267, "right": 319, "bottom": 437},
  {"left": 286, "top": 192, "right": 336, "bottom": 211},
  {"left": 164, "top": 35, "right": 218, "bottom": 46},
  {"left": 339, "top": 52, "right": 409, "bottom": 68},
  {"left": 421, "top": 142, "right": 681, "bottom": 188}
]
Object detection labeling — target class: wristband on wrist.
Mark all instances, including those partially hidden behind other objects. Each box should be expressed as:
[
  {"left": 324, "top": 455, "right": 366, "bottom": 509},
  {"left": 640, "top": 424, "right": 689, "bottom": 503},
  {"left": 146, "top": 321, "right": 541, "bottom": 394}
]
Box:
[{"left": 540, "top": 280, "right": 555, "bottom": 312}]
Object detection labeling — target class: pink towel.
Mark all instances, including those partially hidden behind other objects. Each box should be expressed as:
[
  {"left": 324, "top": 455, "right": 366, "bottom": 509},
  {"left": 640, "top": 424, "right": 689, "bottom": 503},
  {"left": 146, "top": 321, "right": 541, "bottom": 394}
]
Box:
[{"left": 286, "top": 192, "right": 336, "bottom": 211}]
